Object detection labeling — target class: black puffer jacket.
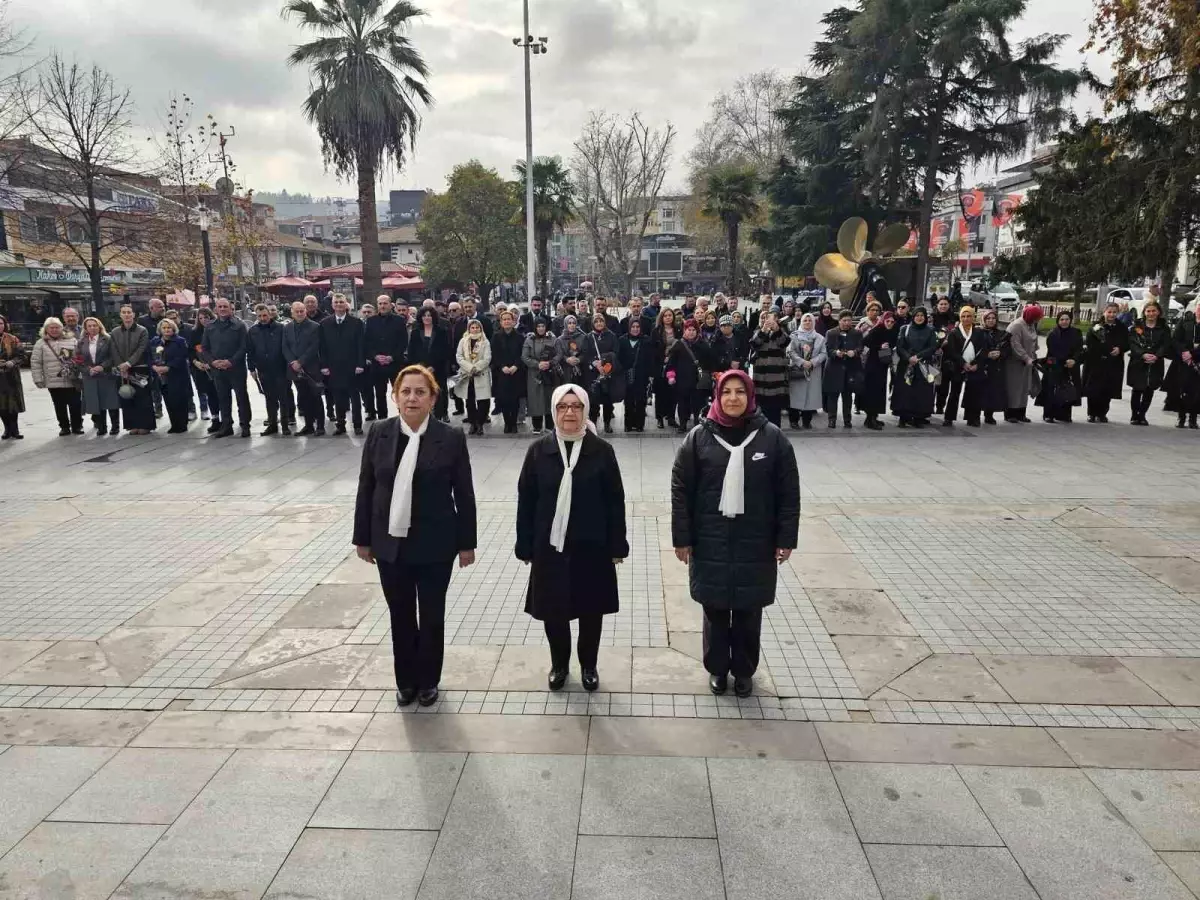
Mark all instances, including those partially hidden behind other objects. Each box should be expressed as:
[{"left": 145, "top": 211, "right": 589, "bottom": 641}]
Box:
[{"left": 671, "top": 410, "right": 800, "bottom": 610}]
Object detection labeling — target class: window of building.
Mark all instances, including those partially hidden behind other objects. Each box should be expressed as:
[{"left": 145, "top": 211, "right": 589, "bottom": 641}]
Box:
[
  {"left": 66, "top": 221, "right": 90, "bottom": 243},
  {"left": 19, "top": 213, "right": 59, "bottom": 244}
]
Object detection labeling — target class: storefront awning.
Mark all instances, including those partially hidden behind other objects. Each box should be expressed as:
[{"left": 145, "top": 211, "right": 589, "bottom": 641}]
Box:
[{"left": 0, "top": 287, "right": 51, "bottom": 297}]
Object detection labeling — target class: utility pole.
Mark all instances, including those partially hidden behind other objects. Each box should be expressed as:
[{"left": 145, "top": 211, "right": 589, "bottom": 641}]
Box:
[
  {"left": 211, "top": 126, "right": 240, "bottom": 305},
  {"left": 514, "top": 5, "right": 547, "bottom": 302}
]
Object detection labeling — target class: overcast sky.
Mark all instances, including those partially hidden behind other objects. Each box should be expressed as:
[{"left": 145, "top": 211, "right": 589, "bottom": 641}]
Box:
[{"left": 10, "top": 0, "right": 1108, "bottom": 199}]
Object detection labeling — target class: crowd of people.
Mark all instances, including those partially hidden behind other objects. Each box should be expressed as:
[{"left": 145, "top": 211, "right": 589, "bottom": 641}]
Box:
[
  {"left": 3, "top": 287, "right": 1198, "bottom": 442},
  {"left": 353, "top": 365, "right": 798, "bottom": 707}
]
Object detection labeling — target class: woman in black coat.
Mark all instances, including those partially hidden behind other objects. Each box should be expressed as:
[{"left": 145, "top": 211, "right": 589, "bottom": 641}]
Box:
[
  {"left": 582, "top": 314, "right": 624, "bottom": 433},
  {"left": 353, "top": 366, "right": 477, "bottom": 708},
  {"left": 861, "top": 311, "right": 898, "bottom": 430},
  {"left": 1127, "top": 301, "right": 1172, "bottom": 426},
  {"left": 824, "top": 310, "right": 865, "bottom": 428},
  {"left": 651, "top": 307, "right": 682, "bottom": 429},
  {"left": 931, "top": 296, "right": 956, "bottom": 415},
  {"left": 665, "top": 322, "right": 701, "bottom": 432},
  {"left": 406, "top": 307, "right": 453, "bottom": 422},
  {"left": 1082, "top": 302, "right": 1129, "bottom": 423},
  {"left": 617, "top": 317, "right": 654, "bottom": 432},
  {"left": 814, "top": 301, "right": 838, "bottom": 336},
  {"left": 892, "top": 306, "right": 938, "bottom": 427},
  {"left": 979, "top": 309, "right": 1010, "bottom": 425},
  {"left": 489, "top": 309, "right": 526, "bottom": 433},
  {"left": 671, "top": 370, "right": 799, "bottom": 698},
  {"left": 1035, "top": 311, "right": 1083, "bottom": 423},
  {"left": 941, "top": 305, "right": 991, "bottom": 427},
  {"left": 148, "top": 320, "right": 194, "bottom": 434},
  {"left": 516, "top": 383, "right": 629, "bottom": 692},
  {"left": 1164, "top": 313, "right": 1200, "bottom": 428}
]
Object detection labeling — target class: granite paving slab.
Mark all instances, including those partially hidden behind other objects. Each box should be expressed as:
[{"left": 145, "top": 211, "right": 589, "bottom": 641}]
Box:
[
  {"left": 0, "top": 746, "right": 117, "bottom": 856},
  {"left": 885, "top": 654, "right": 1013, "bottom": 702},
  {"left": 1085, "top": 769, "right": 1200, "bottom": 852},
  {"left": 571, "top": 835, "right": 725, "bottom": 900},
  {"left": 806, "top": 589, "right": 917, "bottom": 636},
  {"left": 1119, "top": 657, "right": 1200, "bottom": 706},
  {"left": 130, "top": 710, "right": 370, "bottom": 750},
  {"left": 864, "top": 844, "right": 1040, "bottom": 900},
  {"left": 310, "top": 750, "right": 466, "bottom": 830},
  {"left": 264, "top": 829, "right": 436, "bottom": 900},
  {"left": 833, "top": 635, "right": 931, "bottom": 695},
  {"left": 978, "top": 655, "right": 1168, "bottom": 706},
  {"left": 0, "top": 709, "right": 156, "bottom": 747},
  {"left": 580, "top": 755, "right": 715, "bottom": 838},
  {"left": 0, "top": 821, "right": 165, "bottom": 900}
]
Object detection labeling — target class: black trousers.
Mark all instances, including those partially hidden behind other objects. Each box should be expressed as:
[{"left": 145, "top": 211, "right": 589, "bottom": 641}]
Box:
[
  {"left": 357, "top": 370, "right": 376, "bottom": 417},
  {"left": 149, "top": 378, "right": 163, "bottom": 416},
  {"left": 758, "top": 394, "right": 785, "bottom": 427},
  {"left": 591, "top": 400, "right": 615, "bottom": 425},
  {"left": 935, "top": 372, "right": 952, "bottom": 413},
  {"left": 1006, "top": 404, "right": 1029, "bottom": 421},
  {"left": 544, "top": 614, "right": 603, "bottom": 670},
  {"left": 164, "top": 381, "right": 190, "bottom": 432},
  {"left": 823, "top": 388, "right": 853, "bottom": 422},
  {"left": 496, "top": 397, "right": 519, "bottom": 430},
  {"left": 294, "top": 377, "right": 325, "bottom": 428},
  {"left": 371, "top": 370, "right": 396, "bottom": 419},
  {"left": 92, "top": 409, "right": 119, "bottom": 433},
  {"left": 329, "top": 381, "right": 363, "bottom": 429},
  {"left": 653, "top": 377, "right": 675, "bottom": 423},
  {"left": 1131, "top": 389, "right": 1155, "bottom": 420},
  {"left": 49, "top": 387, "right": 83, "bottom": 432},
  {"left": 259, "top": 372, "right": 289, "bottom": 426},
  {"left": 192, "top": 367, "right": 219, "bottom": 421},
  {"left": 624, "top": 391, "right": 647, "bottom": 430},
  {"left": 1087, "top": 395, "right": 1113, "bottom": 419},
  {"left": 464, "top": 382, "right": 489, "bottom": 427},
  {"left": 378, "top": 558, "right": 454, "bottom": 691},
  {"left": 1, "top": 411, "right": 19, "bottom": 435},
  {"left": 435, "top": 377, "right": 449, "bottom": 419},
  {"left": 702, "top": 606, "right": 763, "bottom": 677},
  {"left": 212, "top": 368, "right": 251, "bottom": 429}
]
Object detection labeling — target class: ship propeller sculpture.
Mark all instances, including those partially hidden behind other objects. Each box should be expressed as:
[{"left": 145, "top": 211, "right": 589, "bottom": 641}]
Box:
[{"left": 815, "top": 217, "right": 912, "bottom": 315}]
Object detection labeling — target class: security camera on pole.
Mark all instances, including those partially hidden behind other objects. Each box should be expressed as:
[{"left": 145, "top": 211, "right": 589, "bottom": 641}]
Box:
[{"left": 513, "top": 4, "right": 547, "bottom": 304}]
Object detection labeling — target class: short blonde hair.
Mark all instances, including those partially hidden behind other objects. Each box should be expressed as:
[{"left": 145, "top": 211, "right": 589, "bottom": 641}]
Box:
[
  {"left": 39, "top": 317, "right": 64, "bottom": 339},
  {"left": 392, "top": 364, "right": 440, "bottom": 397},
  {"left": 157, "top": 318, "right": 178, "bottom": 336},
  {"left": 82, "top": 316, "right": 108, "bottom": 336}
]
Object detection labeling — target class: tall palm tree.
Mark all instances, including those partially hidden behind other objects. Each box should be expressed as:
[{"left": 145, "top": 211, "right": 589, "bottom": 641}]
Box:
[
  {"left": 283, "top": 0, "right": 432, "bottom": 298},
  {"left": 702, "top": 165, "right": 760, "bottom": 295},
  {"left": 515, "top": 156, "right": 575, "bottom": 299}
]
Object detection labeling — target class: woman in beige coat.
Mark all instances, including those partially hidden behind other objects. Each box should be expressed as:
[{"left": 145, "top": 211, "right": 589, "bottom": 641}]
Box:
[
  {"left": 453, "top": 319, "right": 493, "bottom": 435},
  {"left": 30, "top": 317, "right": 83, "bottom": 435}
]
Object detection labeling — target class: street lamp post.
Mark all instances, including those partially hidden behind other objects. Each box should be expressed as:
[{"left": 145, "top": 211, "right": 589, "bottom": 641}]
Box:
[
  {"left": 513, "top": 5, "right": 547, "bottom": 303},
  {"left": 198, "top": 205, "right": 214, "bottom": 300}
]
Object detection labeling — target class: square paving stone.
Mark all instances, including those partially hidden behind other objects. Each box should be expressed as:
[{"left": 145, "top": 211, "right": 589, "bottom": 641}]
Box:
[
  {"left": 708, "top": 758, "right": 881, "bottom": 900},
  {"left": 1086, "top": 770, "right": 1200, "bottom": 851},
  {"left": 275, "top": 583, "right": 382, "bottom": 628},
  {"left": 1050, "top": 728, "right": 1200, "bottom": 770},
  {"left": 798, "top": 521, "right": 853, "bottom": 553},
  {"left": 112, "top": 749, "right": 346, "bottom": 900},
  {"left": 265, "top": 828, "right": 436, "bottom": 900},
  {"left": 831, "top": 763, "right": 1000, "bottom": 846},
  {"left": 311, "top": 751, "right": 466, "bottom": 830},
  {"left": 886, "top": 655, "right": 1012, "bottom": 702},
  {"left": 0, "top": 710, "right": 156, "bottom": 747},
  {"left": 0, "top": 822, "right": 165, "bottom": 900},
  {"left": 489, "top": 644, "right": 556, "bottom": 690},
  {"left": 0, "top": 640, "right": 54, "bottom": 679},
  {"left": 580, "top": 755, "right": 715, "bottom": 838},
  {"left": 977, "top": 655, "right": 1168, "bottom": 705},
  {"left": 416, "top": 754, "right": 584, "bottom": 900},
  {"left": 571, "top": 835, "right": 724, "bottom": 900},
  {"left": 833, "top": 636, "right": 930, "bottom": 695},
  {"left": 865, "top": 845, "right": 1040, "bottom": 900},
  {"left": 807, "top": 589, "right": 916, "bottom": 636},
  {"left": 124, "top": 582, "right": 247, "bottom": 627},
  {"left": 631, "top": 647, "right": 711, "bottom": 694},
  {"left": 663, "top": 585, "right": 702, "bottom": 633},
  {"left": 957, "top": 765, "right": 1193, "bottom": 900},
  {"left": 49, "top": 748, "right": 232, "bottom": 825},
  {"left": 1160, "top": 853, "right": 1200, "bottom": 895},
  {"left": 1118, "top": 657, "right": 1200, "bottom": 706},
  {"left": 0, "top": 746, "right": 117, "bottom": 856}
]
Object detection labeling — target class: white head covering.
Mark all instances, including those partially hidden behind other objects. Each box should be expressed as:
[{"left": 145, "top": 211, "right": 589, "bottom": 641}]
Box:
[
  {"left": 388, "top": 411, "right": 431, "bottom": 538},
  {"left": 548, "top": 384, "right": 597, "bottom": 552}
]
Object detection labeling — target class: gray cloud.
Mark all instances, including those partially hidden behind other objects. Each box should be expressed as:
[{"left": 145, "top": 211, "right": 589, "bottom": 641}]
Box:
[{"left": 11, "top": 0, "right": 1104, "bottom": 198}]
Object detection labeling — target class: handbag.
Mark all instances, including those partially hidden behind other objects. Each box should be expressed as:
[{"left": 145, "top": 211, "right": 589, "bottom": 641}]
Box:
[
  {"left": 697, "top": 369, "right": 713, "bottom": 392},
  {"left": 1053, "top": 378, "right": 1078, "bottom": 405},
  {"left": 919, "top": 361, "right": 941, "bottom": 385}
]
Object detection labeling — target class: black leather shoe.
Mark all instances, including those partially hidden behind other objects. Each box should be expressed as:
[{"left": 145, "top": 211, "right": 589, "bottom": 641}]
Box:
[
  {"left": 709, "top": 674, "right": 728, "bottom": 695},
  {"left": 207, "top": 421, "right": 223, "bottom": 434},
  {"left": 396, "top": 687, "right": 417, "bottom": 707},
  {"left": 548, "top": 668, "right": 568, "bottom": 691},
  {"left": 733, "top": 676, "right": 753, "bottom": 698},
  {"left": 354, "top": 426, "right": 364, "bottom": 436},
  {"left": 240, "top": 427, "right": 251, "bottom": 438},
  {"left": 581, "top": 668, "right": 600, "bottom": 692},
  {"left": 261, "top": 425, "right": 279, "bottom": 436},
  {"left": 334, "top": 424, "right": 347, "bottom": 435},
  {"left": 418, "top": 687, "right": 439, "bottom": 707},
  {"left": 213, "top": 427, "right": 234, "bottom": 438},
  {"left": 296, "top": 424, "right": 315, "bottom": 436},
  {"left": 314, "top": 426, "right": 326, "bottom": 436}
]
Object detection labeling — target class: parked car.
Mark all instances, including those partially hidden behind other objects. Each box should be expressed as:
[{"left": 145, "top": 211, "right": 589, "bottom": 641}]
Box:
[{"left": 988, "top": 282, "right": 1021, "bottom": 313}]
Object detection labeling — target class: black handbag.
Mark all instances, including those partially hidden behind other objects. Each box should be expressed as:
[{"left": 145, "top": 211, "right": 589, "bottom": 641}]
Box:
[{"left": 1053, "top": 379, "right": 1078, "bottom": 405}]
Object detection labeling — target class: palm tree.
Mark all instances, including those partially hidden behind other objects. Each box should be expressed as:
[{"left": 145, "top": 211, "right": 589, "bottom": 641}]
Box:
[
  {"left": 702, "top": 166, "right": 760, "bottom": 295},
  {"left": 283, "top": 0, "right": 432, "bottom": 299},
  {"left": 515, "top": 156, "right": 575, "bottom": 299}
]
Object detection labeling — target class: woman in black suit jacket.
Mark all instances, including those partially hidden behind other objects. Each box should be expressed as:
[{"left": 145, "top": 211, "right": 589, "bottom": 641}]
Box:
[
  {"left": 353, "top": 365, "right": 477, "bottom": 707},
  {"left": 516, "top": 383, "right": 629, "bottom": 692},
  {"left": 405, "top": 307, "right": 453, "bottom": 422}
]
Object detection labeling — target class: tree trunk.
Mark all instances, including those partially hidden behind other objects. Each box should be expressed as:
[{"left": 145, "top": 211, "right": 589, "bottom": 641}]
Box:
[
  {"left": 727, "top": 220, "right": 740, "bottom": 295},
  {"left": 914, "top": 81, "right": 947, "bottom": 304},
  {"left": 357, "top": 158, "right": 382, "bottom": 301},
  {"left": 1072, "top": 280, "right": 1083, "bottom": 321}
]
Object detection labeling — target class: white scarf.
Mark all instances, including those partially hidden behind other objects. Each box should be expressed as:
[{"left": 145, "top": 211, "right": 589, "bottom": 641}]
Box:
[
  {"left": 548, "top": 384, "right": 596, "bottom": 552},
  {"left": 959, "top": 325, "right": 976, "bottom": 365},
  {"left": 387, "top": 415, "right": 430, "bottom": 538},
  {"left": 711, "top": 429, "right": 759, "bottom": 518}
]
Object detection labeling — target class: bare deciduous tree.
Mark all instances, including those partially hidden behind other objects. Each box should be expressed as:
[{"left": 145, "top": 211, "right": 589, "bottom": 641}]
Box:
[
  {"left": 0, "top": 0, "right": 36, "bottom": 209},
  {"left": 685, "top": 70, "right": 791, "bottom": 177},
  {"left": 17, "top": 55, "right": 146, "bottom": 308},
  {"left": 571, "top": 110, "right": 676, "bottom": 298}
]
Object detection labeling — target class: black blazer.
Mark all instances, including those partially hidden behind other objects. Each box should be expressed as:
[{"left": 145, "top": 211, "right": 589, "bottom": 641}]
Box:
[{"left": 353, "top": 417, "right": 477, "bottom": 565}]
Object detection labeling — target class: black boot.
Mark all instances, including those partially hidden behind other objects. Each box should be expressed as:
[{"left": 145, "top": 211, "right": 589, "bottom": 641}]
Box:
[
  {"left": 1190, "top": 415, "right": 1198, "bottom": 430},
  {"left": 1177, "top": 414, "right": 1187, "bottom": 429}
]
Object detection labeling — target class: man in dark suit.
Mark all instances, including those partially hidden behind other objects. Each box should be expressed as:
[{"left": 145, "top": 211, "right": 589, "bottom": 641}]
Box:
[
  {"left": 319, "top": 293, "right": 366, "bottom": 435},
  {"left": 364, "top": 294, "right": 408, "bottom": 420},
  {"left": 200, "top": 297, "right": 251, "bottom": 438},
  {"left": 618, "top": 297, "right": 654, "bottom": 336},
  {"left": 519, "top": 296, "right": 547, "bottom": 334},
  {"left": 283, "top": 298, "right": 325, "bottom": 435},
  {"left": 247, "top": 303, "right": 290, "bottom": 436},
  {"left": 459, "top": 298, "right": 492, "bottom": 339}
]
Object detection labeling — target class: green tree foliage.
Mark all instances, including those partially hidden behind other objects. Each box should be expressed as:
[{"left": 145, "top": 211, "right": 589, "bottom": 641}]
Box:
[
  {"left": 418, "top": 161, "right": 524, "bottom": 299},
  {"left": 700, "top": 166, "right": 760, "bottom": 294},
  {"left": 283, "top": 0, "right": 432, "bottom": 298},
  {"left": 514, "top": 156, "right": 575, "bottom": 300}
]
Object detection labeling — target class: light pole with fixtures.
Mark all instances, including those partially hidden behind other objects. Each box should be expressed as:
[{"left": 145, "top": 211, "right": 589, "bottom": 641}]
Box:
[
  {"left": 513, "top": 4, "right": 547, "bottom": 303},
  {"left": 198, "top": 205, "right": 214, "bottom": 300}
]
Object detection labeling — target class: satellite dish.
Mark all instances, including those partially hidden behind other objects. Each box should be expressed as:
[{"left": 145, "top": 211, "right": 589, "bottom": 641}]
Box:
[{"left": 215, "top": 177, "right": 235, "bottom": 196}]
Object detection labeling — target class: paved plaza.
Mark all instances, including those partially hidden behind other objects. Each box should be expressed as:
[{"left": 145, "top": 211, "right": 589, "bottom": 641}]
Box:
[{"left": 2, "top": 372, "right": 1200, "bottom": 899}]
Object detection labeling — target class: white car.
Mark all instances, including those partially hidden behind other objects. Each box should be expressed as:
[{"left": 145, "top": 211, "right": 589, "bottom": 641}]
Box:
[{"left": 988, "top": 282, "right": 1021, "bottom": 311}]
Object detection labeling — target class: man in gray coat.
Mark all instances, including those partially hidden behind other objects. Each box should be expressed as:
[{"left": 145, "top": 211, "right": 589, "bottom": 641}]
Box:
[{"left": 201, "top": 297, "right": 251, "bottom": 438}]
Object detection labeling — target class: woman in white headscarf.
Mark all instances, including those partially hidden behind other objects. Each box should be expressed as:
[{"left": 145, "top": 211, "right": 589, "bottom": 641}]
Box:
[
  {"left": 353, "top": 365, "right": 477, "bottom": 709},
  {"left": 515, "top": 383, "right": 629, "bottom": 692},
  {"left": 670, "top": 369, "right": 799, "bottom": 698}
]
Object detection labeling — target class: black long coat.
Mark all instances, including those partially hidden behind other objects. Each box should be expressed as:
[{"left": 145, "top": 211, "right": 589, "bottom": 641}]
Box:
[
  {"left": 1035, "top": 325, "right": 1083, "bottom": 409},
  {"left": 824, "top": 327, "right": 865, "bottom": 395},
  {"left": 516, "top": 433, "right": 629, "bottom": 621},
  {"left": 1127, "top": 320, "right": 1172, "bottom": 391},
  {"left": 618, "top": 334, "right": 655, "bottom": 402},
  {"left": 891, "top": 321, "right": 938, "bottom": 417},
  {"left": 1164, "top": 318, "right": 1200, "bottom": 413},
  {"left": 364, "top": 313, "right": 409, "bottom": 381},
  {"left": 582, "top": 328, "right": 626, "bottom": 403},
  {"left": 406, "top": 325, "right": 452, "bottom": 380},
  {"left": 319, "top": 315, "right": 365, "bottom": 389},
  {"left": 979, "top": 326, "right": 1010, "bottom": 413},
  {"left": 861, "top": 321, "right": 899, "bottom": 414},
  {"left": 489, "top": 327, "right": 527, "bottom": 404},
  {"left": 353, "top": 416, "right": 477, "bottom": 565},
  {"left": 671, "top": 411, "right": 800, "bottom": 611},
  {"left": 1082, "top": 319, "right": 1129, "bottom": 401}
]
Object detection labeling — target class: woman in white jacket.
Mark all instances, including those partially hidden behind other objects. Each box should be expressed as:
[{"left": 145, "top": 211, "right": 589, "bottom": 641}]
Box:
[
  {"left": 30, "top": 317, "right": 83, "bottom": 436},
  {"left": 786, "top": 313, "right": 827, "bottom": 429},
  {"left": 454, "top": 319, "right": 493, "bottom": 435}
]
